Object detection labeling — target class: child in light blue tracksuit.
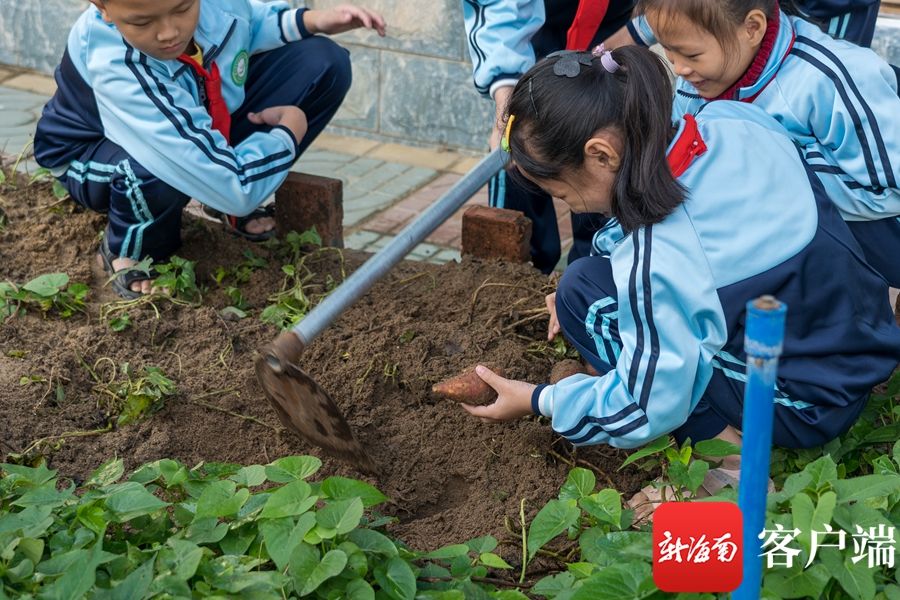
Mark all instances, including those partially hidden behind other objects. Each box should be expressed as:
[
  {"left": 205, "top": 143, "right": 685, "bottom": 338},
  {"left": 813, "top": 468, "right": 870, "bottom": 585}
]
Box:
[
  {"left": 628, "top": 0, "right": 900, "bottom": 286},
  {"left": 626, "top": 0, "right": 882, "bottom": 48},
  {"left": 460, "top": 46, "right": 900, "bottom": 517},
  {"left": 462, "top": 0, "right": 637, "bottom": 273},
  {"left": 34, "top": 0, "right": 384, "bottom": 298}
]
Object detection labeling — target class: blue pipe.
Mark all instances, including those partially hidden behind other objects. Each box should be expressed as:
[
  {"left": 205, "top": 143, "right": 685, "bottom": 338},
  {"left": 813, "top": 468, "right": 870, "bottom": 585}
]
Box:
[{"left": 734, "top": 295, "right": 787, "bottom": 599}]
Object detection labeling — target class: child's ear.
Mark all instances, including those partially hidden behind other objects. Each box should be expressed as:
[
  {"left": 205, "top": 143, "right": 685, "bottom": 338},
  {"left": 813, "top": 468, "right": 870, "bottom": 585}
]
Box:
[
  {"left": 584, "top": 136, "right": 621, "bottom": 171},
  {"left": 90, "top": 0, "right": 112, "bottom": 23},
  {"left": 743, "top": 9, "right": 768, "bottom": 48}
]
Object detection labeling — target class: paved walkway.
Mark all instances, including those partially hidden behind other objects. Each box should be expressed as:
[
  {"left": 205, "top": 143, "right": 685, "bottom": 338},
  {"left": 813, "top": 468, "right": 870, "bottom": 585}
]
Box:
[{"left": 0, "top": 65, "right": 574, "bottom": 266}]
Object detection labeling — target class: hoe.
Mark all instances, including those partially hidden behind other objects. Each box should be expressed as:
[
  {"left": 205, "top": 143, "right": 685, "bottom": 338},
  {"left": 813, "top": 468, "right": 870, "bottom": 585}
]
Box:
[{"left": 256, "top": 149, "right": 503, "bottom": 474}]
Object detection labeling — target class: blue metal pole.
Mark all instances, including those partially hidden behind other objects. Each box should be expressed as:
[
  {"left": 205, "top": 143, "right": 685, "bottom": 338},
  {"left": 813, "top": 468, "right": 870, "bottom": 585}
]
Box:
[{"left": 734, "top": 295, "right": 787, "bottom": 599}]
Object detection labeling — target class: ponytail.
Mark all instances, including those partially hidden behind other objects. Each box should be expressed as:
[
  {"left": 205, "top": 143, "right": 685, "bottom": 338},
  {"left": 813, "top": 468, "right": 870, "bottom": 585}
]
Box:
[{"left": 613, "top": 46, "right": 686, "bottom": 230}]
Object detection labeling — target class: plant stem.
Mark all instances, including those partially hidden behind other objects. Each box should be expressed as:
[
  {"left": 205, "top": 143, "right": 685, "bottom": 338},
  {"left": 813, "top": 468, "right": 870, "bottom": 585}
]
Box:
[
  {"left": 519, "top": 498, "right": 528, "bottom": 584},
  {"left": 186, "top": 392, "right": 279, "bottom": 432},
  {"left": 19, "top": 425, "right": 113, "bottom": 457}
]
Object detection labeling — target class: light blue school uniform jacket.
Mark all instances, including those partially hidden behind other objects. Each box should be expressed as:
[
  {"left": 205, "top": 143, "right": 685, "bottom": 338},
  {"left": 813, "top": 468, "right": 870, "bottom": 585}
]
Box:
[
  {"left": 33, "top": 1, "right": 312, "bottom": 217},
  {"left": 462, "top": 0, "right": 546, "bottom": 98},
  {"left": 632, "top": 11, "right": 900, "bottom": 225},
  {"left": 674, "top": 13, "right": 899, "bottom": 225},
  {"left": 532, "top": 102, "right": 900, "bottom": 448}
]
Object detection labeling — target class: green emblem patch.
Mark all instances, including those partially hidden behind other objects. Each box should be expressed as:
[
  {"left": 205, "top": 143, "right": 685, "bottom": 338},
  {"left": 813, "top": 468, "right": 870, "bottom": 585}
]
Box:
[{"left": 232, "top": 50, "right": 249, "bottom": 85}]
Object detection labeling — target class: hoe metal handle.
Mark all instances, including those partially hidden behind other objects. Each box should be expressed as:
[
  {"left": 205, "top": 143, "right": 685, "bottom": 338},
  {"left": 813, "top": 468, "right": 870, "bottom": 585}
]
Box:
[{"left": 291, "top": 148, "right": 503, "bottom": 345}]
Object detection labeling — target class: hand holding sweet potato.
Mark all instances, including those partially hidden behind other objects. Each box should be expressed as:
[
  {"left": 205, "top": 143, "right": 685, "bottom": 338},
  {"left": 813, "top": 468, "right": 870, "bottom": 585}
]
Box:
[{"left": 432, "top": 366, "right": 507, "bottom": 405}]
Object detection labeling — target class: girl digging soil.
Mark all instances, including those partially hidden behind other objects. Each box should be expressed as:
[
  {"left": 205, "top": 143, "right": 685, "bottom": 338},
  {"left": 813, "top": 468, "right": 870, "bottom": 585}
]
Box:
[{"left": 461, "top": 45, "right": 900, "bottom": 523}]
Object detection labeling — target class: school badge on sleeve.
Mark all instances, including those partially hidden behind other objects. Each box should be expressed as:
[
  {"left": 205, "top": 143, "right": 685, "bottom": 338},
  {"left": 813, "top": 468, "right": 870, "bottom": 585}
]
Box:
[{"left": 232, "top": 50, "right": 249, "bottom": 85}]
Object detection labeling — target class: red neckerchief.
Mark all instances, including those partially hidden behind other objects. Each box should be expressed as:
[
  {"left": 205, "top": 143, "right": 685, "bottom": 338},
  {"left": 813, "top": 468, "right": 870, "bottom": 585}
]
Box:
[
  {"left": 710, "top": 5, "right": 781, "bottom": 102},
  {"left": 566, "top": 0, "right": 610, "bottom": 50},
  {"left": 177, "top": 49, "right": 232, "bottom": 143},
  {"left": 667, "top": 114, "right": 707, "bottom": 178}
]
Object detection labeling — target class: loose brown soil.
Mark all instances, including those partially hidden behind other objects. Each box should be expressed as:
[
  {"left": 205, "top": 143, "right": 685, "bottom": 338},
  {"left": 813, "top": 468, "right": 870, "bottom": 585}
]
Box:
[{"left": 0, "top": 179, "right": 649, "bottom": 551}]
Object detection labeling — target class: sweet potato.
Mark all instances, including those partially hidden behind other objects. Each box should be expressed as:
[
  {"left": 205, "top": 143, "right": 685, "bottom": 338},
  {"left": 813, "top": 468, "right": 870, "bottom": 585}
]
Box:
[
  {"left": 549, "top": 359, "right": 586, "bottom": 384},
  {"left": 432, "top": 366, "right": 506, "bottom": 405}
]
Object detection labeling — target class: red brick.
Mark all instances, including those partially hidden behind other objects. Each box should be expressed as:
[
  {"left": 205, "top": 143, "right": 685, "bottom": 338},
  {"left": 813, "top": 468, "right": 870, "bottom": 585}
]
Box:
[
  {"left": 275, "top": 172, "right": 343, "bottom": 247},
  {"left": 461, "top": 205, "right": 532, "bottom": 263}
]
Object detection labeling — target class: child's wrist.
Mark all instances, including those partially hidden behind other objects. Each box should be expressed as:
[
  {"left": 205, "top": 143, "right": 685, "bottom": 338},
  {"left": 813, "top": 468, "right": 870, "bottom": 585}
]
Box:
[{"left": 301, "top": 9, "right": 320, "bottom": 36}]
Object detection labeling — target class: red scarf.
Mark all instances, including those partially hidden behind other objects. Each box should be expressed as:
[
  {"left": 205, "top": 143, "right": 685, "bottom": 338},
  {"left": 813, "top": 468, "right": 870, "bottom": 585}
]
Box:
[
  {"left": 667, "top": 114, "right": 707, "bottom": 178},
  {"left": 177, "top": 53, "right": 232, "bottom": 143},
  {"left": 710, "top": 5, "right": 781, "bottom": 102},
  {"left": 566, "top": 0, "right": 610, "bottom": 50}
]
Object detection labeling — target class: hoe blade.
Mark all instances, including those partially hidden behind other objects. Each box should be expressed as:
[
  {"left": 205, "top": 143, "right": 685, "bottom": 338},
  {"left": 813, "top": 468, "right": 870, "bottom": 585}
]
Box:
[{"left": 255, "top": 354, "right": 378, "bottom": 475}]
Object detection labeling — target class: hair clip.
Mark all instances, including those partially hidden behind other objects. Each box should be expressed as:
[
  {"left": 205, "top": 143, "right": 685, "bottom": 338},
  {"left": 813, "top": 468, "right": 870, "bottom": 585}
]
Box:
[
  {"left": 591, "top": 44, "right": 620, "bottom": 73},
  {"left": 546, "top": 50, "right": 593, "bottom": 78},
  {"left": 501, "top": 114, "right": 515, "bottom": 152}
]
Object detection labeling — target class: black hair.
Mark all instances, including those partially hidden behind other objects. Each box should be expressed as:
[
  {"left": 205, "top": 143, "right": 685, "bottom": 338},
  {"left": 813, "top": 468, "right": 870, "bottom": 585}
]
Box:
[
  {"left": 505, "top": 46, "right": 685, "bottom": 233},
  {"left": 636, "top": 0, "right": 779, "bottom": 53}
]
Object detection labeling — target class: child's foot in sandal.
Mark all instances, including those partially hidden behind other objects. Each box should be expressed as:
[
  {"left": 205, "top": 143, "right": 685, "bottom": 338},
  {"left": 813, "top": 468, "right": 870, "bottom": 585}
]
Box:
[
  {"left": 97, "top": 236, "right": 159, "bottom": 299},
  {"left": 202, "top": 204, "right": 276, "bottom": 241}
]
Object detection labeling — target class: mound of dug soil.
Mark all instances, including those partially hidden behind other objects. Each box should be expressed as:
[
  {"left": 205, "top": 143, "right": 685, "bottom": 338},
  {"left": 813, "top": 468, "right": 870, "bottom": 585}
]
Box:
[{"left": 0, "top": 180, "right": 648, "bottom": 550}]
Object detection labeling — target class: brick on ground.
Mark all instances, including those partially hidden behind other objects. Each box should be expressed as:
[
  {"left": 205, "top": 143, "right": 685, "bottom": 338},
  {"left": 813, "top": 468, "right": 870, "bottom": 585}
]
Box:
[
  {"left": 276, "top": 172, "right": 343, "bottom": 247},
  {"left": 461, "top": 205, "right": 532, "bottom": 263}
]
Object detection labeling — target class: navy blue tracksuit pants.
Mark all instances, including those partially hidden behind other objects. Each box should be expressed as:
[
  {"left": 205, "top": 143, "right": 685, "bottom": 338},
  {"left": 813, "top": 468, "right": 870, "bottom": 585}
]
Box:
[
  {"left": 490, "top": 0, "right": 637, "bottom": 274},
  {"left": 60, "top": 37, "right": 350, "bottom": 261},
  {"left": 554, "top": 255, "right": 871, "bottom": 449}
]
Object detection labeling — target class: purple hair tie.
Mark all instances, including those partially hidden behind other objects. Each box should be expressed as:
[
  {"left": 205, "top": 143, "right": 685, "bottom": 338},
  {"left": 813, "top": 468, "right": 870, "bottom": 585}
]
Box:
[{"left": 591, "top": 44, "right": 620, "bottom": 73}]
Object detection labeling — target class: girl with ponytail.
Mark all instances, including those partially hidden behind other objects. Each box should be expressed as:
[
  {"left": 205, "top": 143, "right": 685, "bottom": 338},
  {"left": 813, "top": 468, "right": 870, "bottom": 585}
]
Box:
[{"left": 462, "top": 46, "right": 900, "bottom": 521}]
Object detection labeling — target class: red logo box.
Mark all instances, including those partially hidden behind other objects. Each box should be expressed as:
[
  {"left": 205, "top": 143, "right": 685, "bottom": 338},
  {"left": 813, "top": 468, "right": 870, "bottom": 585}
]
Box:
[{"left": 652, "top": 502, "right": 743, "bottom": 592}]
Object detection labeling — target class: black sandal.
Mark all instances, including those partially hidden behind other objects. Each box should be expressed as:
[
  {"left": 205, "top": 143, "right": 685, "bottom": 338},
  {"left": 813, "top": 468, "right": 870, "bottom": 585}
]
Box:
[
  {"left": 97, "top": 236, "right": 157, "bottom": 300},
  {"left": 202, "top": 204, "right": 276, "bottom": 242}
]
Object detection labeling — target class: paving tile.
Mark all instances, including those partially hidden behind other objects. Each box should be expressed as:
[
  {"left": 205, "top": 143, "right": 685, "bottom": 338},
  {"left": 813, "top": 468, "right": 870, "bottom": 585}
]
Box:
[
  {"left": 357, "top": 161, "right": 410, "bottom": 190},
  {"left": 364, "top": 205, "right": 418, "bottom": 234},
  {"left": 1, "top": 133, "right": 36, "bottom": 159},
  {"left": 366, "top": 142, "right": 459, "bottom": 170},
  {"left": 424, "top": 225, "right": 460, "bottom": 248},
  {"left": 312, "top": 133, "right": 381, "bottom": 155},
  {"left": 389, "top": 172, "right": 460, "bottom": 211},
  {"left": 408, "top": 242, "right": 443, "bottom": 260},
  {"left": 334, "top": 156, "right": 384, "bottom": 179},
  {"left": 374, "top": 166, "right": 438, "bottom": 198},
  {"left": 13, "top": 158, "right": 41, "bottom": 175},
  {"left": 344, "top": 230, "right": 382, "bottom": 250},
  {"left": 4, "top": 73, "right": 57, "bottom": 96},
  {"left": 446, "top": 155, "right": 486, "bottom": 175},
  {"left": 430, "top": 249, "right": 462, "bottom": 264},
  {"left": 0, "top": 86, "right": 48, "bottom": 157},
  {"left": 367, "top": 234, "right": 396, "bottom": 252},
  {"left": 342, "top": 190, "right": 399, "bottom": 227}
]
